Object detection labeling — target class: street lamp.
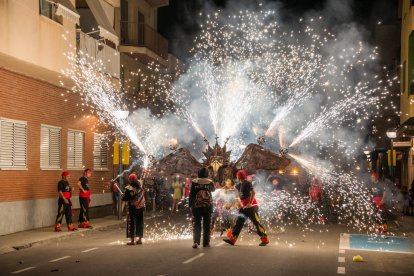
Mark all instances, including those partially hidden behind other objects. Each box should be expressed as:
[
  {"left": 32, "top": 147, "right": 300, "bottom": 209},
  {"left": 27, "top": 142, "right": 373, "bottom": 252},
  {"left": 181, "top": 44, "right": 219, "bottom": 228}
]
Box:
[
  {"left": 386, "top": 128, "right": 397, "bottom": 183},
  {"left": 363, "top": 150, "right": 371, "bottom": 171},
  {"left": 114, "top": 110, "right": 129, "bottom": 220}
]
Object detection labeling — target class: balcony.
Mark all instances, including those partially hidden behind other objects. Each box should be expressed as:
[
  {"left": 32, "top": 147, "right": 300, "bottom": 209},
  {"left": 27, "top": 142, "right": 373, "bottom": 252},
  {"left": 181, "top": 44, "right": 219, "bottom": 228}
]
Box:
[
  {"left": 120, "top": 21, "right": 168, "bottom": 60},
  {"left": 144, "top": 0, "right": 169, "bottom": 7},
  {"left": 76, "top": 31, "right": 120, "bottom": 78}
]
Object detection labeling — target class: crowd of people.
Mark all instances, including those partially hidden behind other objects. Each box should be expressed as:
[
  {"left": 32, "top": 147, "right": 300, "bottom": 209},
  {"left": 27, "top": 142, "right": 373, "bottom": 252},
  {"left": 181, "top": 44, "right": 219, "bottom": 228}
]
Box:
[{"left": 52, "top": 166, "right": 414, "bottom": 247}]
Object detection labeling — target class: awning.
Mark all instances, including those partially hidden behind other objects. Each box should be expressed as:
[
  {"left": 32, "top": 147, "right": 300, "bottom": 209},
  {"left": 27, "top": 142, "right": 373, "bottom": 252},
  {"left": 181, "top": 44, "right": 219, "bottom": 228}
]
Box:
[{"left": 85, "top": 0, "right": 119, "bottom": 46}]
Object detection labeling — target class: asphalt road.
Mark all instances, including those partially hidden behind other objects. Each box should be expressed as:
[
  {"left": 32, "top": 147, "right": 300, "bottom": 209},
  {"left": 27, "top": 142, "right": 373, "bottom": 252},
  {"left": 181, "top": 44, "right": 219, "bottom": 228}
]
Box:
[{"left": 0, "top": 215, "right": 413, "bottom": 276}]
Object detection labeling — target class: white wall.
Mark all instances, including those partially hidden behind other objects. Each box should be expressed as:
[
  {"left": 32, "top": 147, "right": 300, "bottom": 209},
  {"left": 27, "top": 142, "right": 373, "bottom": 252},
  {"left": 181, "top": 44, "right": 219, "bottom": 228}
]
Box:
[
  {"left": 0, "top": 193, "right": 112, "bottom": 235},
  {"left": 0, "top": 0, "right": 77, "bottom": 77}
]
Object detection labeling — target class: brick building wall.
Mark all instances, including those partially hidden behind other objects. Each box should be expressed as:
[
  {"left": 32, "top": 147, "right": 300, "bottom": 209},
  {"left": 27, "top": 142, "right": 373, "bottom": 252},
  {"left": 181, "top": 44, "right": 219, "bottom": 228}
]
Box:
[{"left": 0, "top": 68, "right": 116, "bottom": 234}]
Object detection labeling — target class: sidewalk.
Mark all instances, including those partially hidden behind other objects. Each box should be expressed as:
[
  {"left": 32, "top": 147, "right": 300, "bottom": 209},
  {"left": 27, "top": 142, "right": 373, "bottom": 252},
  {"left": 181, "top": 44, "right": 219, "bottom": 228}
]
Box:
[{"left": 0, "top": 213, "right": 162, "bottom": 255}]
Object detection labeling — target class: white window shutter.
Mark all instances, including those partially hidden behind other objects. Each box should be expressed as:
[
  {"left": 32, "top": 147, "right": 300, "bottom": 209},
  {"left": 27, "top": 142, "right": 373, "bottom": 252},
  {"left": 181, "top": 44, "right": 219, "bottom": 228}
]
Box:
[
  {"left": 67, "top": 130, "right": 84, "bottom": 169},
  {"left": 40, "top": 126, "right": 61, "bottom": 169},
  {"left": 0, "top": 121, "right": 14, "bottom": 167},
  {"left": 0, "top": 119, "right": 27, "bottom": 168},
  {"left": 49, "top": 128, "right": 61, "bottom": 167},
  {"left": 93, "top": 133, "right": 108, "bottom": 169}
]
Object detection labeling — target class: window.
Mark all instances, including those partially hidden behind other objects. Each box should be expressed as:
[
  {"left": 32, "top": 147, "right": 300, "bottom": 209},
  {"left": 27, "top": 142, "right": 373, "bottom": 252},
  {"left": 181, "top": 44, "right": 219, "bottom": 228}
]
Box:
[
  {"left": 39, "top": 0, "right": 60, "bottom": 23},
  {"left": 67, "top": 130, "right": 84, "bottom": 169},
  {"left": 40, "top": 125, "right": 61, "bottom": 169},
  {"left": 93, "top": 133, "right": 108, "bottom": 170},
  {"left": 0, "top": 119, "right": 27, "bottom": 169}
]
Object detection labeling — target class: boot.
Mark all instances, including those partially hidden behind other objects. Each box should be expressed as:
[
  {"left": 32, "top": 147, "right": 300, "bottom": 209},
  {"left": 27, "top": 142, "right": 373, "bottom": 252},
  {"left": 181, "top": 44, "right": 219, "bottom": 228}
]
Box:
[
  {"left": 223, "top": 230, "right": 237, "bottom": 245},
  {"left": 259, "top": 235, "right": 269, "bottom": 246},
  {"left": 67, "top": 224, "right": 77, "bottom": 231},
  {"left": 54, "top": 224, "right": 62, "bottom": 232},
  {"left": 82, "top": 221, "right": 93, "bottom": 229}
]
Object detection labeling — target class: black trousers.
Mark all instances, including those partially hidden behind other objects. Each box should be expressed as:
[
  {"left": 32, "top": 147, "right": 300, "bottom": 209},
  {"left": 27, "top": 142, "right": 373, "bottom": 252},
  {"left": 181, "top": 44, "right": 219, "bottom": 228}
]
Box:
[
  {"left": 79, "top": 197, "right": 90, "bottom": 223},
  {"left": 128, "top": 207, "right": 144, "bottom": 239},
  {"left": 192, "top": 207, "right": 212, "bottom": 246},
  {"left": 232, "top": 207, "right": 267, "bottom": 238},
  {"left": 55, "top": 199, "right": 72, "bottom": 226}
]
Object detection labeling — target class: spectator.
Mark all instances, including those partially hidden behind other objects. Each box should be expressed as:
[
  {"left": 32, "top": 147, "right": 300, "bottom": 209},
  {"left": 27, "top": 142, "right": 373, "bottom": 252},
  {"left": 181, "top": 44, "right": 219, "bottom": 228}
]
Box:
[
  {"left": 122, "top": 173, "right": 145, "bottom": 245},
  {"left": 189, "top": 167, "right": 215, "bottom": 248},
  {"left": 171, "top": 175, "right": 183, "bottom": 213}
]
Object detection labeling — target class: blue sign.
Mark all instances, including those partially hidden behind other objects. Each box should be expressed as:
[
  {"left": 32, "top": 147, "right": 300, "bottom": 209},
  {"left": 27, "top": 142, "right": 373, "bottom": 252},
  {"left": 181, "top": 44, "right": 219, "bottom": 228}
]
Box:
[{"left": 348, "top": 234, "right": 413, "bottom": 254}]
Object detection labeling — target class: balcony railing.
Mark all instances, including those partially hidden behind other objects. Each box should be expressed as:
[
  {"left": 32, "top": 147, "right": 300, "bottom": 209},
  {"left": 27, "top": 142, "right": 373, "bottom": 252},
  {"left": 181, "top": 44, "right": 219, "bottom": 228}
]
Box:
[
  {"left": 120, "top": 21, "right": 168, "bottom": 59},
  {"left": 76, "top": 31, "right": 120, "bottom": 78}
]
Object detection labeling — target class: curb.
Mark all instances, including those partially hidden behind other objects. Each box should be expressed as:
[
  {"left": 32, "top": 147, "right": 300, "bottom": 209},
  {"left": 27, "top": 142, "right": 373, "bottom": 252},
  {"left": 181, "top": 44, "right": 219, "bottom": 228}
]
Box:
[
  {"left": 0, "top": 214, "right": 165, "bottom": 255},
  {"left": 0, "top": 221, "right": 124, "bottom": 255}
]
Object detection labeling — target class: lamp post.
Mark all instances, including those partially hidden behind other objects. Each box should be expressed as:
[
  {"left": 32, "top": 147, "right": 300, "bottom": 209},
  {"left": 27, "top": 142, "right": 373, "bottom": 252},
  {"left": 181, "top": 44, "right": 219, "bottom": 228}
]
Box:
[
  {"left": 386, "top": 128, "right": 397, "bottom": 183},
  {"left": 114, "top": 110, "right": 129, "bottom": 220},
  {"left": 363, "top": 150, "right": 371, "bottom": 171}
]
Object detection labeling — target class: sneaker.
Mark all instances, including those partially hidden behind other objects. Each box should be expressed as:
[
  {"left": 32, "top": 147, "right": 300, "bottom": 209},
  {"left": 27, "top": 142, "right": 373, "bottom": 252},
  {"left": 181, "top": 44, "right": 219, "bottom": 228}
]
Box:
[
  {"left": 54, "top": 224, "right": 62, "bottom": 232},
  {"left": 126, "top": 241, "right": 135, "bottom": 246},
  {"left": 67, "top": 224, "right": 77, "bottom": 231},
  {"left": 83, "top": 222, "right": 93, "bottom": 229},
  {"left": 192, "top": 243, "right": 199, "bottom": 249},
  {"left": 136, "top": 239, "right": 142, "bottom": 245},
  {"left": 223, "top": 230, "right": 237, "bottom": 245},
  {"left": 78, "top": 223, "right": 85, "bottom": 228},
  {"left": 259, "top": 236, "right": 269, "bottom": 246},
  {"left": 203, "top": 244, "right": 210, "bottom": 248},
  {"left": 223, "top": 238, "right": 235, "bottom": 245}
]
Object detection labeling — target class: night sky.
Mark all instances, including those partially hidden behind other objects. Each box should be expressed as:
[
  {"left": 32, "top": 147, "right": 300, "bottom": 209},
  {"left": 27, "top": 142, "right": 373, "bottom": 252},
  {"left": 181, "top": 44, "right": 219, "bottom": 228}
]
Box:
[{"left": 158, "top": 0, "right": 399, "bottom": 60}]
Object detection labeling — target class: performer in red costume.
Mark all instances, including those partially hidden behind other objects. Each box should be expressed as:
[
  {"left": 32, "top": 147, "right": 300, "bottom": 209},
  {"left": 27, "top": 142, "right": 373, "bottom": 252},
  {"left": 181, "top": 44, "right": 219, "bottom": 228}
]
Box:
[{"left": 223, "top": 170, "right": 269, "bottom": 246}]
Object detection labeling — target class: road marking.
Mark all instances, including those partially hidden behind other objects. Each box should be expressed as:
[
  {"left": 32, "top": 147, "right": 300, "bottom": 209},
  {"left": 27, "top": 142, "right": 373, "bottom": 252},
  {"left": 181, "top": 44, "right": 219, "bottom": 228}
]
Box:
[
  {"left": 49, "top": 256, "right": 71, "bottom": 263},
  {"left": 183, "top": 253, "right": 205, "bottom": 264},
  {"left": 337, "top": 267, "right": 345, "bottom": 274},
  {"left": 215, "top": 241, "right": 225, "bottom": 247},
  {"left": 82, "top": 247, "right": 98, "bottom": 253},
  {"left": 108, "top": 241, "right": 122, "bottom": 245},
  {"left": 11, "top": 267, "right": 36, "bottom": 274},
  {"left": 338, "top": 256, "right": 345, "bottom": 263},
  {"left": 338, "top": 249, "right": 345, "bottom": 254},
  {"left": 339, "top": 233, "right": 350, "bottom": 250}
]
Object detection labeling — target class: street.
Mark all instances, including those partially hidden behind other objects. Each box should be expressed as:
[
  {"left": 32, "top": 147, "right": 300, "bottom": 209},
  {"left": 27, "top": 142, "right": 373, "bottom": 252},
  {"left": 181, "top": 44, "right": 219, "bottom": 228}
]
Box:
[{"left": 1, "top": 214, "right": 413, "bottom": 276}]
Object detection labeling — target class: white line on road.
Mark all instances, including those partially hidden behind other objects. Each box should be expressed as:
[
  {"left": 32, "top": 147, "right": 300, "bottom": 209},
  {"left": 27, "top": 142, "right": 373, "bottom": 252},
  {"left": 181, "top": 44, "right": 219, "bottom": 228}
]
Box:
[
  {"left": 337, "top": 267, "right": 345, "bottom": 274},
  {"left": 215, "top": 241, "right": 226, "bottom": 247},
  {"left": 338, "top": 257, "right": 345, "bottom": 263},
  {"left": 338, "top": 249, "right": 345, "bottom": 254},
  {"left": 108, "top": 241, "right": 122, "bottom": 245},
  {"left": 49, "top": 256, "right": 71, "bottom": 263},
  {"left": 183, "top": 253, "right": 205, "bottom": 264},
  {"left": 11, "top": 267, "right": 36, "bottom": 274},
  {"left": 339, "top": 233, "right": 350, "bottom": 250},
  {"left": 82, "top": 247, "right": 98, "bottom": 253}
]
